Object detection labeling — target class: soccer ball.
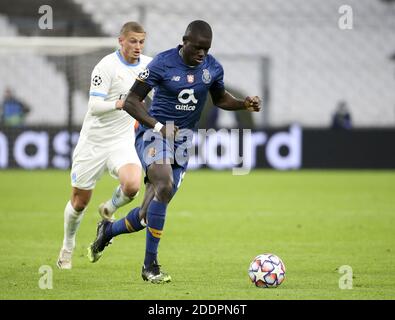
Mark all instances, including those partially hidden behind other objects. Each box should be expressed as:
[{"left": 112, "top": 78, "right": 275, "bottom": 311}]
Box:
[{"left": 248, "top": 253, "right": 286, "bottom": 288}]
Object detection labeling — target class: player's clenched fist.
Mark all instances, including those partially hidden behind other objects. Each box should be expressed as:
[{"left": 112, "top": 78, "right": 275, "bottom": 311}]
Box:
[{"left": 244, "top": 96, "right": 261, "bottom": 112}]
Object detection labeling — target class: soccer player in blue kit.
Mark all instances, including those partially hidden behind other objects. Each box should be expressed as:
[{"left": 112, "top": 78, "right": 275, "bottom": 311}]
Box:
[{"left": 88, "top": 20, "right": 261, "bottom": 283}]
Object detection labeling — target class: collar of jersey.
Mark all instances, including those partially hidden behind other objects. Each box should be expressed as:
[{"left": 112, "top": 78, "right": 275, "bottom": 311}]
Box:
[{"left": 116, "top": 50, "right": 140, "bottom": 67}]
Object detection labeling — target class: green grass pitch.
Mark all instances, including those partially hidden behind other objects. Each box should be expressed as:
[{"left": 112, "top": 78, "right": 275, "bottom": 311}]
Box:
[{"left": 0, "top": 169, "right": 394, "bottom": 300}]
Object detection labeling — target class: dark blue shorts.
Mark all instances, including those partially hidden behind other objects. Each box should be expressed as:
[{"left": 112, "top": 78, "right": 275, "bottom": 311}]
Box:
[{"left": 135, "top": 124, "right": 188, "bottom": 195}]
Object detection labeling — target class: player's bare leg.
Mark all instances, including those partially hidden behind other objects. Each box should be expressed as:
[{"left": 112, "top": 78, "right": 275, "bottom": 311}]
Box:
[
  {"left": 57, "top": 187, "right": 92, "bottom": 269},
  {"left": 139, "top": 181, "right": 155, "bottom": 225},
  {"left": 99, "top": 163, "right": 141, "bottom": 221}
]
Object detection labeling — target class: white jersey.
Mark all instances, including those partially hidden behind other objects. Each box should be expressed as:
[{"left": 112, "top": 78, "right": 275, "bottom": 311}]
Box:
[{"left": 79, "top": 51, "right": 152, "bottom": 145}]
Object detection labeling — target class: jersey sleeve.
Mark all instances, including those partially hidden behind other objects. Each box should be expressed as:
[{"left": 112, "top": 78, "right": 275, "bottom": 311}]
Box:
[
  {"left": 135, "top": 55, "right": 165, "bottom": 89},
  {"left": 89, "top": 60, "right": 113, "bottom": 98},
  {"left": 209, "top": 61, "right": 225, "bottom": 91}
]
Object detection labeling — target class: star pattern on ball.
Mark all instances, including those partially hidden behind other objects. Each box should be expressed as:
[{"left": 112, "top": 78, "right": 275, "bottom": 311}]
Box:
[
  {"left": 272, "top": 263, "right": 284, "bottom": 276},
  {"left": 254, "top": 266, "right": 267, "bottom": 282},
  {"left": 249, "top": 254, "right": 286, "bottom": 288}
]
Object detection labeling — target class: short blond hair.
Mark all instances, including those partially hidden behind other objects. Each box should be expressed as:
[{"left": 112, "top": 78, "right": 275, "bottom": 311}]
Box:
[{"left": 120, "top": 21, "right": 145, "bottom": 35}]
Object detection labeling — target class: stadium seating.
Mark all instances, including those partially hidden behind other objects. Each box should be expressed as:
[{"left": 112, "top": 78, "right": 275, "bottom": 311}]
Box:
[
  {"left": 0, "top": 15, "right": 76, "bottom": 125},
  {"left": 72, "top": 0, "right": 395, "bottom": 128}
]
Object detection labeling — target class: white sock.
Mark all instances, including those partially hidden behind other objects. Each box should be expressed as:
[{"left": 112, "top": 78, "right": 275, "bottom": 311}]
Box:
[
  {"left": 104, "top": 185, "right": 138, "bottom": 215},
  {"left": 62, "top": 201, "right": 85, "bottom": 251}
]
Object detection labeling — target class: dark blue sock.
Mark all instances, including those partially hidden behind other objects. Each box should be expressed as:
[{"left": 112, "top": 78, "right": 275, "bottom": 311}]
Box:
[
  {"left": 105, "top": 207, "right": 145, "bottom": 239},
  {"left": 144, "top": 200, "right": 167, "bottom": 268},
  {"left": 125, "top": 207, "right": 146, "bottom": 232}
]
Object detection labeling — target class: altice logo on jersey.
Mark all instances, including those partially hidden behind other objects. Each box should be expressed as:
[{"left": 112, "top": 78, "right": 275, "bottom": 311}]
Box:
[{"left": 176, "top": 89, "right": 197, "bottom": 111}]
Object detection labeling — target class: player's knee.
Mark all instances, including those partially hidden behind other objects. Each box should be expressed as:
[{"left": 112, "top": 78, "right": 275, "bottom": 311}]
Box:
[
  {"left": 122, "top": 183, "right": 140, "bottom": 199},
  {"left": 71, "top": 195, "right": 89, "bottom": 212},
  {"left": 155, "top": 180, "right": 173, "bottom": 203},
  {"left": 71, "top": 198, "right": 88, "bottom": 212},
  {"left": 71, "top": 188, "right": 92, "bottom": 212}
]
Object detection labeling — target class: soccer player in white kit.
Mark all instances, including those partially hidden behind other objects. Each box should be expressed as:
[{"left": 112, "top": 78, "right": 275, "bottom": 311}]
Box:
[{"left": 57, "top": 22, "right": 152, "bottom": 269}]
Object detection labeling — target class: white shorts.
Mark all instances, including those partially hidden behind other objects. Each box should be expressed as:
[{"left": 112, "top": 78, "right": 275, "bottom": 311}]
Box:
[{"left": 70, "top": 140, "right": 141, "bottom": 190}]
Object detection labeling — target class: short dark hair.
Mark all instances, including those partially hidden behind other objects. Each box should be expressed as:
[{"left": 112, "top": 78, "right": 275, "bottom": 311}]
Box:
[
  {"left": 120, "top": 21, "right": 145, "bottom": 35},
  {"left": 184, "top": 20, "right": 212, "bottom": 39}
]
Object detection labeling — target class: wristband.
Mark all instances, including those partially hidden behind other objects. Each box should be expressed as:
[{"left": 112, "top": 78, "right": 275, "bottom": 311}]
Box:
[{"left": 153, "top": 122, "right": 164, "bottom": 133}]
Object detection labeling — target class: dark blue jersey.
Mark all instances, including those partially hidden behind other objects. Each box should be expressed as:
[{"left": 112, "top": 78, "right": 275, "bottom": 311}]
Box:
[{"left": 137, "top": 45, "right": 225, "bottom": 129}]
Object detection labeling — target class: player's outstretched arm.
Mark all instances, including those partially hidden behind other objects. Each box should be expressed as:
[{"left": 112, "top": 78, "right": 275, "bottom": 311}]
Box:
[
  {"left": 123, "top": 81, "right": 158, "bottom": 129},
  {"left": 210, "top": 88, "right": 261, "bottom": 112}
]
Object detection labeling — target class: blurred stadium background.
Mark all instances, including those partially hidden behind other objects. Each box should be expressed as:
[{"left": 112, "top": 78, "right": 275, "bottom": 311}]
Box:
[{"left": 1, "top": 0, "right": 395, "bottom": 170}]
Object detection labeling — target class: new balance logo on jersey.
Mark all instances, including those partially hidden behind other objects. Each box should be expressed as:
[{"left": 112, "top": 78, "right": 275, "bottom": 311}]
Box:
[{"left": 176, "top": 89, "right": 198, "bottom": 111}]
